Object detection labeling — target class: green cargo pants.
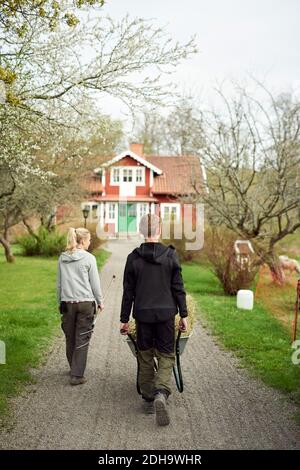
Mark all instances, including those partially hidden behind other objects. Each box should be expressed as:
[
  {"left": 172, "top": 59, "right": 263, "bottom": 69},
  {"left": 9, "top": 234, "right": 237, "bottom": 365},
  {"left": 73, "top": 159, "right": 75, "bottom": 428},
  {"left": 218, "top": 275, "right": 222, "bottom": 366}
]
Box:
[{"left": 136, "top": 319, "right": 175, "bottom": 400}]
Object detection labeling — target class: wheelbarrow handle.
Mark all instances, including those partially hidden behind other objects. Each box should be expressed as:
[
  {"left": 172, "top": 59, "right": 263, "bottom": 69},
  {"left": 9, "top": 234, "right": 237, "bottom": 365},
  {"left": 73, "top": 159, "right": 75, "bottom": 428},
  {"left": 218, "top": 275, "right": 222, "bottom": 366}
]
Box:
[{"left": 173, "top": 329, "right": 184, "bottom": 393}]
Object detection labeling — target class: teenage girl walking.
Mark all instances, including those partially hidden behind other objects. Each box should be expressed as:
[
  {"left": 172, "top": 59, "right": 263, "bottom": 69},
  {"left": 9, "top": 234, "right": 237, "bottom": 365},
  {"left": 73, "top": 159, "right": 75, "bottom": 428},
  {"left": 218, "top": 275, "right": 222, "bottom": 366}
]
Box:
[{"left": 57, "top": 227, "right": 104, "bottom": 385}]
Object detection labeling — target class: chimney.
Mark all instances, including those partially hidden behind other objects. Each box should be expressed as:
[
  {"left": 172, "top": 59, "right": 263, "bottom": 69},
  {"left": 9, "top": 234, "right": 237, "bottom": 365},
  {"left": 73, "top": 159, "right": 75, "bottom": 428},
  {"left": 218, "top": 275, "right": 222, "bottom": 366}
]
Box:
[{"left": 129, "top": 142, "right": 144, "bottom": 156}]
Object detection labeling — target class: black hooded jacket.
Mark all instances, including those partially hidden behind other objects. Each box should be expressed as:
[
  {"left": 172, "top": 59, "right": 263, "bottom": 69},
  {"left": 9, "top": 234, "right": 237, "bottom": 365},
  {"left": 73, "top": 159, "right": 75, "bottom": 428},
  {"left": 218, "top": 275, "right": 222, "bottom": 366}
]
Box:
[{"left": 120, "top": 242, "right": 188, "bottom": 324}]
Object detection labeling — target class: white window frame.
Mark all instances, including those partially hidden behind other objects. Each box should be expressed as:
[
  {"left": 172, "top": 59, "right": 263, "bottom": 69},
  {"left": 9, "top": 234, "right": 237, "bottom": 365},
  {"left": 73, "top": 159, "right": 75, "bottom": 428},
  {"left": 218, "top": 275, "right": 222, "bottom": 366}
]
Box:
[
  {"left": 110, "top": 167, "right": 120, "bottom": 185},
  {"left": 139, "top": 202, "right": 149, "bottom": 218},
  {"left": 135, "top": 167, "right": 145, "bottom": 186},
  {"left": 106, "top": 202, "right": 117, "bottom": 222},
  {"left": 109, "top": 166, "right": 145, "bottom": 186},
  {"left": 123, "top": 168, "right": 133, "bottom": 182},
  {"left": 160, "top": 203, "right": 181, "bottom": 222}
]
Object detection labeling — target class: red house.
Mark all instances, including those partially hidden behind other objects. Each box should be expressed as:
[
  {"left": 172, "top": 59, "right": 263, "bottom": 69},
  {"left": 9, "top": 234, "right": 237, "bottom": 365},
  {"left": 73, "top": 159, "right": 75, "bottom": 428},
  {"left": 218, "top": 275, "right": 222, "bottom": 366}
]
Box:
[{"left": 82, "top": 143, "right": 206, "bottom": 237}]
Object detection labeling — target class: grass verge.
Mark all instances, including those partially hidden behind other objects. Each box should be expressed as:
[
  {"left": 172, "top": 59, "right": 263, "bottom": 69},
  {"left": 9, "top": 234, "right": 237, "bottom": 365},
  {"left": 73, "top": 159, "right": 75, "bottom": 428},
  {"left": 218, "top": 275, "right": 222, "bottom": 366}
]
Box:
[
  {"left": 182, "top": 262, "right": 300, "bottom": 408},
  {"left": 0, "top": 245, "right": 110, "bottom": 422}
]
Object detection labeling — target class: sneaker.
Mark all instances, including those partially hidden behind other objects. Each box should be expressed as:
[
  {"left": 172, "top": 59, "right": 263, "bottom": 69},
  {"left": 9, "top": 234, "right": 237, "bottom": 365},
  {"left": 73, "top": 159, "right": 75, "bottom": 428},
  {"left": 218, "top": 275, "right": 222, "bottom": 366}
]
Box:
[
  {"left": 70, "top": 376, "right": 87, "bottom": 386},
  {"left": 154, "top": 392, "right": 170, "bottom": 426},
  {"left": 143, "top": 400, "right": 155, "bottom": 415}
]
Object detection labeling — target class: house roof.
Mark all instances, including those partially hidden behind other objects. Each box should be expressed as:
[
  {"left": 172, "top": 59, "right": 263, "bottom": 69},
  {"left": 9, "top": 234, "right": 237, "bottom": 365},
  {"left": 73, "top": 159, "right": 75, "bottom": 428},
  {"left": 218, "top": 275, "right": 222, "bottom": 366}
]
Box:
[
  {"left": 146, "top": 155, "right": 203, "bottom": 195},
  {"left": 87, "top": 152, "right": 205, "bottom": 197},
  {"left": 99, "top": 150, "right": 163, "bottom": 175},
  {"left": 234, "top": 240, "right": 255, "bottom": 255}
]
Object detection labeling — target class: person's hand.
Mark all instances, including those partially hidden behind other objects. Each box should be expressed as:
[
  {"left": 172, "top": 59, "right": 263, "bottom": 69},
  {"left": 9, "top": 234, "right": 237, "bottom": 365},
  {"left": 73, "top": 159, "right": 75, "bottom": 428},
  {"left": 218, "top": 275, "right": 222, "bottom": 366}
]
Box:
[
  {"left": 179, "top": 317, "right": 188, "bottom": 332},
  {"left": 98, "top": 303, "right": 104, "bottom": 311},
  {"left": 120, "top": 322, "right": 129, "bottom": 335}
]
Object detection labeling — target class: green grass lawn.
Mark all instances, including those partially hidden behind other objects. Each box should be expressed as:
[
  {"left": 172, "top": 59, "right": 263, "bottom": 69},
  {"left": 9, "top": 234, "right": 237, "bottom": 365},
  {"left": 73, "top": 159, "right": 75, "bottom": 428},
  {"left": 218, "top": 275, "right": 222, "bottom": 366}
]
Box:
[
  {"left": 0, "top": 244, "right": 110, "bottom": 422},
  {"left": 182, "top": 262, "right": 300, "bottom": 407}
]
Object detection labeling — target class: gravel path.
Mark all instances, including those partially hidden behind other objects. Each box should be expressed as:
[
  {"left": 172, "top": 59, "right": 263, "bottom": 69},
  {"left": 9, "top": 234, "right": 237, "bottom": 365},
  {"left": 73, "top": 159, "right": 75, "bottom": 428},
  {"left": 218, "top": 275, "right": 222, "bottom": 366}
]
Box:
[{"left": 0, "top": 239, "right": 299, "bottom": 450}]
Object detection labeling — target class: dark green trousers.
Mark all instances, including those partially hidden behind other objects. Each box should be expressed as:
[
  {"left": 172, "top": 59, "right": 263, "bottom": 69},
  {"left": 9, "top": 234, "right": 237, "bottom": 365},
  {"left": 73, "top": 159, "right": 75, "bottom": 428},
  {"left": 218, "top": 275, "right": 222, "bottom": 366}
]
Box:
[
  {"left": 136, "top": 319, "right": 175, "bottom": 400},
  {"left": 60, "top": 301, "right": 95, "bottom": 377}
]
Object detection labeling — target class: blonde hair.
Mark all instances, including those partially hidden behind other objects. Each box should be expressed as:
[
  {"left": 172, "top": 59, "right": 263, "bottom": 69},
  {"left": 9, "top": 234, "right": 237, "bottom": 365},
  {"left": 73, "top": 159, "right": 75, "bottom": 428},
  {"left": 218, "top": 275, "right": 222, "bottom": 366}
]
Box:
[
  {"left": 66, "top": 227, "right": 90, "bottom": 252},
  {"left": 139, "top": 213, "right": 161, "bottom": 238}
]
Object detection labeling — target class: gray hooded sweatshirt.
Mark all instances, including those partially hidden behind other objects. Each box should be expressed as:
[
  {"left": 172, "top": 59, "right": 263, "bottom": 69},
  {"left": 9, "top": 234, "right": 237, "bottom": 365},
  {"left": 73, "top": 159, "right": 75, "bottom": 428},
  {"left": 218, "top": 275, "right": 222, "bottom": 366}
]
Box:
[{"left": 57, "top": 249, "right": 103, "bottom": 306}]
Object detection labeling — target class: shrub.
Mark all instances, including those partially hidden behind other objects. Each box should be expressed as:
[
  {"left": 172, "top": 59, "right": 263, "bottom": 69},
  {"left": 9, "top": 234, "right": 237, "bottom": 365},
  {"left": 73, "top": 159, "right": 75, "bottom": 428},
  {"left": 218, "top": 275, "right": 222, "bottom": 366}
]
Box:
[
  {"left": 17, "top": 226, "right": 66, "bottom": 257},
  {"left": 205, "top": 226, "right": 259, "bottom": 295},
  {"left": 161, "top": 219, "right": 199, "bottom": 262},
  {"left": 86, "top": 223, "right": 104, "bottom": 253}
]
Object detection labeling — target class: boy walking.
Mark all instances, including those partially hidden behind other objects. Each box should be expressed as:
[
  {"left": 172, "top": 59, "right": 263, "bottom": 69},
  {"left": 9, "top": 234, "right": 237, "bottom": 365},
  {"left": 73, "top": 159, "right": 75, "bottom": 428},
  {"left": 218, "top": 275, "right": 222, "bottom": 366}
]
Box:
[{"left": 120, "top": 214, "right": 188, "bottom": 426}]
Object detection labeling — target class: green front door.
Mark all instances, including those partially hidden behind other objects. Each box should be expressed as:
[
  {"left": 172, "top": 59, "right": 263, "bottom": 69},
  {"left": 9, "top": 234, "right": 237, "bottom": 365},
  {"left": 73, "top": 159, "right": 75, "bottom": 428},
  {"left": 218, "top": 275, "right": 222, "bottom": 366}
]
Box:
[
  {"left": 127, "top": 203, "right": 137, "bottom": 232},
  {"left": 118, "top": 203, "right": 127, "bottom": 232},
  {"left": 118, "top": 203, "right": 137, "bottom": 232}
]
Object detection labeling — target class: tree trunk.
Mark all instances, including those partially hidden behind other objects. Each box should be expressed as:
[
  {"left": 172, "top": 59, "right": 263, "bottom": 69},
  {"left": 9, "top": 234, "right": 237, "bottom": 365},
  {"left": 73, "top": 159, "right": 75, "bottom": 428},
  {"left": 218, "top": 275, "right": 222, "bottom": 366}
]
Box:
[
  {"left": 0, "top": 234, "right": 15, "bottom": 263},
  {"left": 265, "top": 252, "right": 285, "bottom": 286},
  {"left": 23, "top": 219, "right": 39, "bottom": 240}
]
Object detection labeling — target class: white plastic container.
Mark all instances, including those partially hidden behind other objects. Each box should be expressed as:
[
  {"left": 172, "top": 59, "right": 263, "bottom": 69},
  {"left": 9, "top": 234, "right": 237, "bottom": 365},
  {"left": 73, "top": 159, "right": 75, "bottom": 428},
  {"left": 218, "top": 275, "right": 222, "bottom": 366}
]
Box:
[{"left": 237, "top": 289, "right": 254, "bottom": 310}]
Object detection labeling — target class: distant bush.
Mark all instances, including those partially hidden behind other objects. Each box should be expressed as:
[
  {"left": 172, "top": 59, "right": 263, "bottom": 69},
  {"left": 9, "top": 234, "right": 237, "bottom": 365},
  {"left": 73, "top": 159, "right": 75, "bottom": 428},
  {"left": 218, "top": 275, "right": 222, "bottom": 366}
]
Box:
[
  {"left": 205, "top": 226, "right": 259, "bottom": 295},
  {"left": 86, "top": 223, "right": 104, "bottom": 253},
  {"left": 17, "top": 226, "right": 66, "bottom": 257},
  {"left": 161, "top": 219, "right": 200, "bottom": 262}
]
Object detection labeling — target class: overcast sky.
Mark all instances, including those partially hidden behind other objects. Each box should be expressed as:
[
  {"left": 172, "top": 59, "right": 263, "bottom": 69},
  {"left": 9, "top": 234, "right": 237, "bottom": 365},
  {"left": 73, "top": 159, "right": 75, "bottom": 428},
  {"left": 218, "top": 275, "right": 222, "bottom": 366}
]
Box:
[{"left": 97, "top": 0, "right": 300, "bottom": 121}]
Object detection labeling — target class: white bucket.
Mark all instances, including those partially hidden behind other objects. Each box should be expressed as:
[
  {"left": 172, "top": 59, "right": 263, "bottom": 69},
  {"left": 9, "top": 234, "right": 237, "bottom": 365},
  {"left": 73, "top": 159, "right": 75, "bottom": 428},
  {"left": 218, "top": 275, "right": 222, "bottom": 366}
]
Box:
[{"left": 237, "top": 289, "right": 254, "bottom": 310}]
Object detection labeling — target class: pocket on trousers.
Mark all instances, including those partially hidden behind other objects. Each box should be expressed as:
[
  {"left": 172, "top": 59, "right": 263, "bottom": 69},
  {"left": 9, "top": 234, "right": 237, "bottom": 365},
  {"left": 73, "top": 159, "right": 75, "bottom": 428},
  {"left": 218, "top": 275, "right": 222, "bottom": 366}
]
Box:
[{"left": 60, "top": 301, "right": 68, "bottom": 314}]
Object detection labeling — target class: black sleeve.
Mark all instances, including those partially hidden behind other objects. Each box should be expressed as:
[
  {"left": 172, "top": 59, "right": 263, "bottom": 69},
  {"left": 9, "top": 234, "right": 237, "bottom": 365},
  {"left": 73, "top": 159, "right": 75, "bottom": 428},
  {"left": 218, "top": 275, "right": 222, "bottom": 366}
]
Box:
[
  {"left": 120, "top": 254, "right": 136, "bottom": 323},
  {"left": 171, "top": 250, "right": 188, "bottom": 318}
]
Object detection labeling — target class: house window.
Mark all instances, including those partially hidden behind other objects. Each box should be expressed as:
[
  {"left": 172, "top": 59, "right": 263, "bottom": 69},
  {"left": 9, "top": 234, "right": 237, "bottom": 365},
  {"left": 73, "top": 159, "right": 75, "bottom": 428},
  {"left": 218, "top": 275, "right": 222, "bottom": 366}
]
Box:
[
  {"left": 136, "top": 168, "right": 144, "bottom": 184},
  {"left": 161, "top": 204, "right": 180, "bottom": 222},
  {"left": 123, "top": 168, "right": 133, "bottom": 182},
  {"left": 139, "top": 203, "right": 148, "bottom": 218},
  {"left": 119, "top": 203, "right": 126, "bottom": 217},
  {"left": 108, "top": 203, "right": 116, "bottom": 220},
  {"left": 92, "top": 204, "right": 98, "bottom": 219},
  {"left": 112, "top": 168, "right": 120, "bottom": 183},
  {"left": 163, "top": 206, "right": 170, "bottom": 220}
]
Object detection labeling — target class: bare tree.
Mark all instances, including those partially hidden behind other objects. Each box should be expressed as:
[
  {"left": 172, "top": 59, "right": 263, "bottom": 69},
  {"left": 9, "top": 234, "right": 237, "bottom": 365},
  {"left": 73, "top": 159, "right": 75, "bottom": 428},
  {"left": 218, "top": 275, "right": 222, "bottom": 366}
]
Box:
[
  {"left": 196, "top": 84, "right": 300, "bottom": 285},
  {"left": 132, "top": 96, "right": 204, "bottom": 155}
]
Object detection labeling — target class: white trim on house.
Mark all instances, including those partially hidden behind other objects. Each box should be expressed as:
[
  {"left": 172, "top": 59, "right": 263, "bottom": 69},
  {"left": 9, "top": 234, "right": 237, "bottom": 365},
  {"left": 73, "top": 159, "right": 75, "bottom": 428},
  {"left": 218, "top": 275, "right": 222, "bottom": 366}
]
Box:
[
  {"left": 110, "top": 167, "right": 120, "bottom": 186},
  {"left": 149, "top": 169, "right": 153, "bottom": 188},
  {"left": 120, "top": 181, "right": 136, "bottom": 197},
  {"left": 135, "top": 166, "right": 145, "bottom": 186},
  {"left": 105, "top": 201, "right": 118, "bottom": 224},
  {"left": 109, "top": 166, "right": 145, "bottom": 187},
  {"left": 102, "top": 151, "right": 163, "bottom": 175},
  {"left": 99, "top": 202, "right": 104, "bottom": 227},
  {"left": 136, "top": 202, "right": 149, "bottom": 230},
  {"left": 160, "top": 203, "right": 181, "bottom": 222},
  {"left": 114, "top": 203, "right": 118, "bottom": 232}
]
